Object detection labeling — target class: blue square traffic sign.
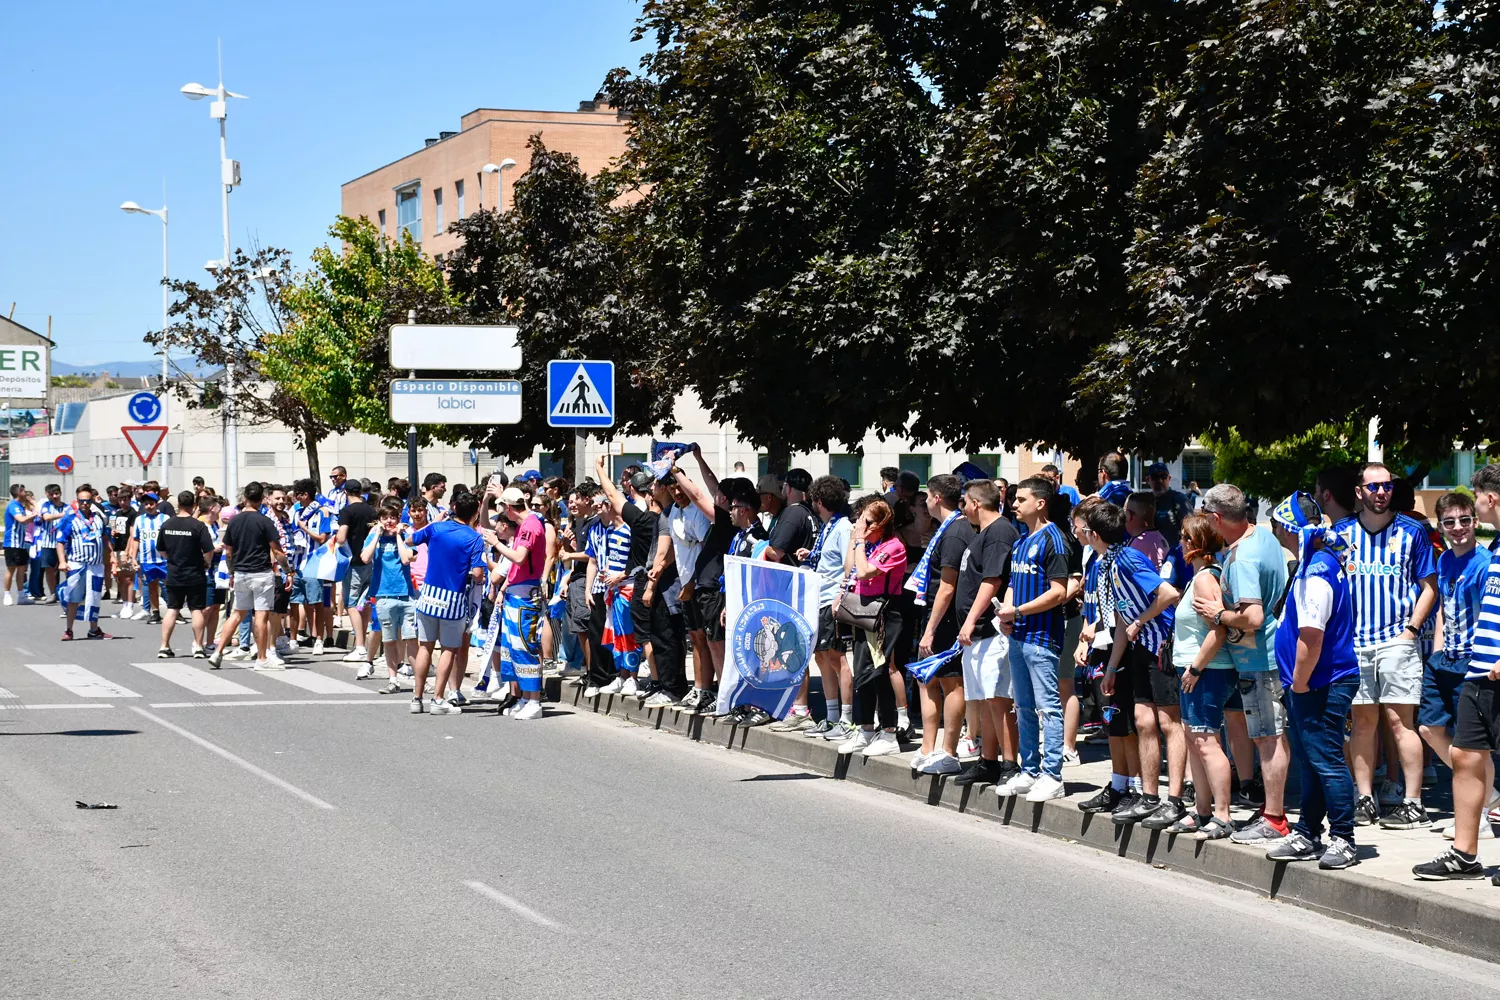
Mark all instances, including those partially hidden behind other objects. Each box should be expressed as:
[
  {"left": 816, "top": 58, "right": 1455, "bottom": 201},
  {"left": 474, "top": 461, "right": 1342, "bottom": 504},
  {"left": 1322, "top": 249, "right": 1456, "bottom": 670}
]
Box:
[{"left": 546, "top": 360, "right": 615, "bottom": 428}]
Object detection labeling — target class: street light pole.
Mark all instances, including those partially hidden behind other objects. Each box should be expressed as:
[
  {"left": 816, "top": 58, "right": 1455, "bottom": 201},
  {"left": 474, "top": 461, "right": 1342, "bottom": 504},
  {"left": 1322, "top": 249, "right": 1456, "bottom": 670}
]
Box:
[
  {"left": 481, "top": 158, "right": 517, "bottom": 214},
  {"left": 182, "top": 50, "right": 246, "bottom": 499},
  {"left": 120, "top": 201, "right": 170, "bottom": 490}
]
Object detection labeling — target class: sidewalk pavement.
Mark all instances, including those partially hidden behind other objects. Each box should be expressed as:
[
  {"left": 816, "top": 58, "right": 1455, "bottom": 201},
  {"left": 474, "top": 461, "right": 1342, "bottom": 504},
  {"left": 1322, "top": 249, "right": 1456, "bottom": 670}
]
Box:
[{"left": 548, "top": 676, "right": 1500, "bottom": 962}]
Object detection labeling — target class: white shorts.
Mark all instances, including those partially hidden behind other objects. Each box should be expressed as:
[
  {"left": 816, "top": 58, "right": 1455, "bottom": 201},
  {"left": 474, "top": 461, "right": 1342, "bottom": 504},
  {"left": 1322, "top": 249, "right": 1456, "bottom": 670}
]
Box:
[
  {"left": 232, "top": 571, "right": 276, "bottom": 613},
  {"left": 416, "top": 612, "right": 467, "bottom": 648},
  {"left": 1354, "top": 636, "right": 1423, "bottom": 706},
  {"left": 962, "top": 632, "right": 1013, "bottom": 701}
]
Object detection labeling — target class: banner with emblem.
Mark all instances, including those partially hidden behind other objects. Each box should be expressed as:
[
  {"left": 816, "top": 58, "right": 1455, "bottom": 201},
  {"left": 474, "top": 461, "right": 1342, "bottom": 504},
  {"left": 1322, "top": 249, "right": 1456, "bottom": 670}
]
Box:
[{"left": 717, "top": 555, "right": 818, "bottom": 718}]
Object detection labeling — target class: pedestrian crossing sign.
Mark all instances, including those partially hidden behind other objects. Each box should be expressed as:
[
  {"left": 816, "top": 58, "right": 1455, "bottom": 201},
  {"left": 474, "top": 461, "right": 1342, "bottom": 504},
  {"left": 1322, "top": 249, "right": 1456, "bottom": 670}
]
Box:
[{"left": 546, "top": 360, "right": 615, "bottom": 428}]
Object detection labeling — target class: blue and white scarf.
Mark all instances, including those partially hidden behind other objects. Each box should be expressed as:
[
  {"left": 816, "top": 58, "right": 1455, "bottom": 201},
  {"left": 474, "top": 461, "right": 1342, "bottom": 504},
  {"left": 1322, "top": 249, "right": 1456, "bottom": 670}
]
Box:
[
  {"left": 807, "top": 515, "right": 845, "bottom": 568},
  {"left": 906, "top": 510, "right": 963, "bottom": 607},
  {"left": 908, "top": 642, "right": 961, "bottom": 683}
]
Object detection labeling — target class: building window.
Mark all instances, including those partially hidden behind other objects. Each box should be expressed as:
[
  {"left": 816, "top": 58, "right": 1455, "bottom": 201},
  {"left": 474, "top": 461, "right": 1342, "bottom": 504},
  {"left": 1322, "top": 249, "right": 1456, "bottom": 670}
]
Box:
[
  {"left": 455, "top": 179, "right": 465, "bottom": 220},
  {"left": 1181, "top": 451, "right": 1215, "bottom": 490},
  {"left": 396, "top": 184, "right": 421, "bottom": 243},
  {"left": 757, "top": 454, "right": 771, "bottom": 478},
  {"left": 829, "top": 454, "right": 862, "bottom": 488},
  {"left": 898, "top": 454, "right": 932, "bottom": 484},
  {"left": 386, "top": 452, "right": 408, "bottom": 470},
  {"left": 611, "top": 453, "right": 647, "bottom": 480},
  {"left": 966, "top": 454, "right": 1001, "bottom": 479},
  {"left": 1425, "top": 453, "right": 1459, "bottom": 489},
  {"left": 539, "top": 452, "right": 564, "bottom": 478},
  {"left": 378, "top": 208, "right": 386, "bottom": 236},
  {"left": 434, "top": 187, "right": 444, "bottom": 230},
  {"left": 244, "top": 452, "right": 277, "bottom": 468}
]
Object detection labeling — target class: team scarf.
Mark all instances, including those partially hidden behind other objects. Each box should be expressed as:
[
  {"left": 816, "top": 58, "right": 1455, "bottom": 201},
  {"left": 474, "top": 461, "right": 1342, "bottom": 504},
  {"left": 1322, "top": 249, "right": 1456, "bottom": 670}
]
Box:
[
  {"left": 806, "top": 515, "right": 845, "bottom": 568},
  {"left": 907, "top": 510, "right": 963, "bottom": 607},
  {"left": 908, "top": 642, "right": 961, "bottom": 683},
  {"left": 1272, "top": 490, "right": 1351, "bottom": 580}
]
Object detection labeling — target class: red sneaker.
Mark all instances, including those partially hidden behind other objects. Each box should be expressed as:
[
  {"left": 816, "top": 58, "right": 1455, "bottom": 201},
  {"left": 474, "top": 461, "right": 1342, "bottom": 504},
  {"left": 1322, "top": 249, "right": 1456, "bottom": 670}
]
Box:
[{"left": 61, "top": 630, "right": 74, "bottom": 641}]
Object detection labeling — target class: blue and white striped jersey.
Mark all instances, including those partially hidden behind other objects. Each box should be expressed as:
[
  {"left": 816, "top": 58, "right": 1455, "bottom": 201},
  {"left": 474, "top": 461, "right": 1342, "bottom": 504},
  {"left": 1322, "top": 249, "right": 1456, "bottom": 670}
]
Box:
[
  {"left": 3, "top": 499, "right": 30, "bottom": 548},
  {"left": 132, "top": 512, "right": 168, "bottom": 567},
  {"left": 585, "top": 521, "right": 632, "bottom": 594},
  {"left": 293, "top": 502, "right": 332, "bottom": 569},
  {"left": 1439, "top": 546, "right": 1491, "bottom": 664},
  {"left": 1464, "top": 559, "right": 1500, "bottom": 681},
  {"left": 1081, "top": 551, "right": 1099, "bottom": 625},
  {"left": 1110, "top": 544, "right": 1174, "bottom": 654},
  {"left": 1009, "top": 521, "right": 1070, "bottom": 650},
  {"left": 1335, "top": 514, "right": 1437, "bottom": 648},
  {"left": 411, "top": 520, "right": 485, "bottom": 620},
  {"left": 57, "top": 511, "right": 106, "bottom": 567},
  {"left": 34, "top": 500, "right": 67, "bottom": 549}
]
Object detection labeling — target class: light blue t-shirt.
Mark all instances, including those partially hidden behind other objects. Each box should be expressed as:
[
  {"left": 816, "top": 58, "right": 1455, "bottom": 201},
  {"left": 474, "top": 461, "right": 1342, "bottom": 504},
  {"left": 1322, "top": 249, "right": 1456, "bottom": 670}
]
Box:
[
  {"left": 815, "top": 517, "right": 852, "bottom": 609},
  {"left": 1220, "top": 524, "right": 1288, "bottom": 673}
]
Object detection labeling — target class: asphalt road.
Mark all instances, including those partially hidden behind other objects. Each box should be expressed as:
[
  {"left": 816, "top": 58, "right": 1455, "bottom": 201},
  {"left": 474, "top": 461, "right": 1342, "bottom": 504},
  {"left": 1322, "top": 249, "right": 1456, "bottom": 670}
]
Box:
[{"left": 4, "top": 603, "right": 1500, "bottom": 999}]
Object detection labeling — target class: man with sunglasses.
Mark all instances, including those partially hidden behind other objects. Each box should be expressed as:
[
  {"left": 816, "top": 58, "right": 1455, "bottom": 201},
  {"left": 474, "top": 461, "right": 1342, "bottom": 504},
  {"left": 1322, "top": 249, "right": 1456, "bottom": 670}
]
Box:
[
  {"left": 1418, "top": 492, "right": 1499, "bottom": 840},
  {"left": 1337, "top": 462, "right": 1438, "bottom": 830},
  {"left": 326, "top": 466, "right": 351, "bottom": 514}
]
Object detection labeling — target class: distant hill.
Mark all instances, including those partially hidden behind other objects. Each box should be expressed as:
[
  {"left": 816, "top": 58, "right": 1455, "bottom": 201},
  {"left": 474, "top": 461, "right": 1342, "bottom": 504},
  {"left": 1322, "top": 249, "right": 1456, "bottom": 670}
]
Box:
[{"left": 53, "top": 360, "right": 203, "bottom": 378}]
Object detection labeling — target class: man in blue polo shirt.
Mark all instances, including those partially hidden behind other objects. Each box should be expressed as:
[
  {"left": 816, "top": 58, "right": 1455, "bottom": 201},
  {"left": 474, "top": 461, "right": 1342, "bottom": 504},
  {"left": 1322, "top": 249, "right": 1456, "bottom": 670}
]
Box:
[
  {"left": 995, "top": 477, "right": 1072, "bottom": 802},
  {"left": 1336, "top": 462, "right": 1438, "bottom": 830},
  {"left": 409, "top": 492, "right": 486, "bottom": 716}
]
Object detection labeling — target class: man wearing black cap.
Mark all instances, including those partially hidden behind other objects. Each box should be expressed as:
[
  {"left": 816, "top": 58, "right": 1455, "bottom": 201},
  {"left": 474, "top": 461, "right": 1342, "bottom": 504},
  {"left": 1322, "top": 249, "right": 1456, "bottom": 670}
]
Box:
[
  {"left": 763, "top": 468, "right": 816, "bottom": 568},
  {"left": 1146, "top": 462, "right": 1193, "bottom": 548}
]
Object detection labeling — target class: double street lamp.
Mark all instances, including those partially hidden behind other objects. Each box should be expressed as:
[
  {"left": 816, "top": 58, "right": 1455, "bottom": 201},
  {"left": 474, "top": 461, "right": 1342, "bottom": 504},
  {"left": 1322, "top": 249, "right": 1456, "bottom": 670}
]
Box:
[{"left": 481, "top": 158, "right": 517, "bottom": 212}]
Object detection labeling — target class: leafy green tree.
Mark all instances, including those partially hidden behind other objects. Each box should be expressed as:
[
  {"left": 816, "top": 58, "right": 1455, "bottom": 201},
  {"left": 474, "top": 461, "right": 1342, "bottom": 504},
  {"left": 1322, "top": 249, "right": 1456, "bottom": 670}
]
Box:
[{"left": 146, "top": 246, "right": 343, "bottom": 479}]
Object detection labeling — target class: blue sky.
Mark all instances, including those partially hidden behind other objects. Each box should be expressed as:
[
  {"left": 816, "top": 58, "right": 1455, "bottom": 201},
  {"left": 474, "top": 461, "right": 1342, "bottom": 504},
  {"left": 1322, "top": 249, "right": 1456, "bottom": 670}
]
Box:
[{"left": 0, "top": 1, "right": 645, "bottom": 366}]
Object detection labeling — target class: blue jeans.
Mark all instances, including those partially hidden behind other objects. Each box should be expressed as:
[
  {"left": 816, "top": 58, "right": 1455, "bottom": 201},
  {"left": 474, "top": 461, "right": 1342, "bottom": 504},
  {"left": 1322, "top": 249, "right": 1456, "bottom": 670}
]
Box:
[
  {"left": 1009, "top": 640, "right": 1064, "bottom": 779},
  {"left": 28, "top": 547, "right": 57, "bottom": 598},
  {"left": 1287, "top": 677, "right": 1359, "bottom": 844}
]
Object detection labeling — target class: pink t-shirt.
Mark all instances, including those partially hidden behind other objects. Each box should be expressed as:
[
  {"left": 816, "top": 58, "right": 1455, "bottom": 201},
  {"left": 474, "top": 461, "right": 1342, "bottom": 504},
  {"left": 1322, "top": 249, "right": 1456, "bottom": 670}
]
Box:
[
  {"left": 1130, "top": 530, "right": 1169, "bottom": 571},
  {"left": 405, "top": 525, "right": 429, "bottom": 591},
  {"left": 855, "top": 536, "right": 908, "bottom": 598},
  {"left": 506, "top": 513, "right": 548, "bottom": 586}
]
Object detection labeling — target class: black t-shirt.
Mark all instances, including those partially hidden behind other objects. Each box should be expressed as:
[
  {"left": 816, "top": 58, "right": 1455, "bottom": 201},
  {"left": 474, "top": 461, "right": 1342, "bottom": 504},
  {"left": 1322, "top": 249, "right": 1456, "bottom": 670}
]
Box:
[
  {"left": 930, "top": 518, "right": 976, "bottom": 644},
  {"left": 109, "top": 506, "right": 138, "bottom": 549},
  {"left": 339, "top": 501, "right": 378, "bottom": 565},
  {"left": 653, "top": 508, "right": 678, "bottom": 590},
  {"left": 620, "top": 501, "right": 658, "bottom": 575},
  {"left": 222, "top": 510, "right": 280, "bottom": 575},
  {"left": 955, "top": 516, "right": 1018, "bottom": 639},
  {"left": 693, "top": 507, "right": 736, "bottom": 588},
  {"left": 159, "top": 500, "right": 176, "bottom": 517},
  {"left": 768, "top": 501, "right": 817, "bottom": 566},
  {"left": 158, "top": 515, "right": 213, "bottom": 588}
]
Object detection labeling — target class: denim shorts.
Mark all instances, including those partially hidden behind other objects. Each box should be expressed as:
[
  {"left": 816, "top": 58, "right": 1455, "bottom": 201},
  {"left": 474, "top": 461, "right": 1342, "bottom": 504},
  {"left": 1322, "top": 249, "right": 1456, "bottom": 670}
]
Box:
[
  {"left": 376, "top": 596, "right": 417, "bottom": 641},
  {"left": 1180, "top": 667, "right": 1236, "bottom": 733},
  {"left": 291, "top": 573, "right": 331, "bottom": 606},
  {"left": 1236, "top": 670, "right": 1286, "bottom": 739},
  {"left": 1419, "top": 655, "right": 1469, "bottom": 732}
]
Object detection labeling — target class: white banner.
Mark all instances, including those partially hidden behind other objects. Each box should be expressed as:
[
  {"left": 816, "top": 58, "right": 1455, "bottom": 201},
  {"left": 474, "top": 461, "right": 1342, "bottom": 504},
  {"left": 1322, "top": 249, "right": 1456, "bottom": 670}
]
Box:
[
  {"left": 717, "top": 555, "right": 819, "bottom": 718},
  {"left": 0, "top": 344, "right": 47, "bottom": 398}
]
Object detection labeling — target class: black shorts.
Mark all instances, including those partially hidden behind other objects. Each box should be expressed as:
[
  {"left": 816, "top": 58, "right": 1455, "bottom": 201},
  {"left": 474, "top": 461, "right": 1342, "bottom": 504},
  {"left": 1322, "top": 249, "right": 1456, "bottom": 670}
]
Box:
[
  {"left": 274, "top": 586, "right": 291, "bottom": 616},
  {"left": 212, "top": 587, "right": 228, "bottom": 607},
  {"left": 696, "top": 586, "right": 726, "bottom": 642},
  {"left": 682, "top": 586, "right": 705, "bottom": 631},
  {"left": 1125, "top": 640, "right": 1178, "bottom": 707},
  {"left": 816, "top": 605, "right": 850, "bottom": 653},
  {"left": 1092, "top": 647, "right": 1137, "bottom": 737},
  {"left": 629, "top": 579, "right": 654, "bottom": 646},
  {"left": 1454, "top": 678, "right": 1500, "bottom": 754},
  {"left": 3, "top": 547, "right": 28, "bottom": 568},
  {"left": 166, "top": 584, "right": 207, "bottom": 612},
  {"left": 111, "top": 537, "right": 128, "bottom": 553}
]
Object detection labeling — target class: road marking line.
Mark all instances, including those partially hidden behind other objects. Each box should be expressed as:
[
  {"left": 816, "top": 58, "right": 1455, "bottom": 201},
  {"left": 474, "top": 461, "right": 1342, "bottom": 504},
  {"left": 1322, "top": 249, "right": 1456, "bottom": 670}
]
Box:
[
  {"left": 148, "top": 699, "right": 409, "bottom": 709},
  {"left": 254, "top": 669, "right": 372, "bottom": 696},
  {"left": 25, "top": 663, "right": 140, "bottom": 698},
  {"left": 0, "top": 686, "right": 16, "bottom": 699},
  {"left": 129, "top": 662, "right": 259, "bottom": 696},
  {"left": 129, "top": 707, "right": 336, "bottom": 811},
  {"left": 463, "top": 881, "right": 565, "bottom": 930},
  {"left": 14, "top": 647, "right": 33, "bottom": 656},
  {"left": 0, "top": 703, "right": 115, "bottom": 711}
]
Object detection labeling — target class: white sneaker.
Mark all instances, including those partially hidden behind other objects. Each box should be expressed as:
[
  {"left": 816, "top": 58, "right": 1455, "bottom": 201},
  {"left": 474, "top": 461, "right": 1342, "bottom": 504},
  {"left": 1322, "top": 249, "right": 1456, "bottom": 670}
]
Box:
[
  {"left": 837, "top": 728, "right": 874, "bottom": 755},
  {"left": 1444, "top": 820, "right": 1496, "bottom": 840},
  {"left": 957, "top": 736, "right": 981, "bottom": 759},
  {"left": 398, "top": 663, "right": 414, "bottom": 678},
  {"left": 1025, "top": 774, "right": 1066, "bottom": 802},
  {"left": 116, "top": 601, "right": 131, "bottom": 617},
  {"left": 1062, "top": 748, "right": 1081, "bottom": 768},
  {"left": 191, "top": 645, "right": 207, "bottom": 659},
  {"left": 343, "top": 646, "right": 368, "bottom": 663},
  {"left": 998, "top": 772, "right": 1037, "bottom": 797},
  {"left": 131, "top": 608, "right": 151, "bottom": 621},
  {"left": 583, "top": 685, "right": 602, "bottom": 698},
  {"left": 600, "top": 677, "right": 624, "bottom": 695},
  {"left": 355, "top": 661, "right": 374, "bottom": 680},
  {"left": 909, "top": 751, "right": 931, "bottom": 771},
  {"left": 255, "top": 653, "right": 287, "bottom": 671},
  {"left": 312, "top": 639, "right": 326, "bottom": 656},
  {"left": 2, "top": 592, "right": 11, "bottom": 606},
  {"left": 16, "top": 594, "right": 35, "bottom": 605},
  {"left": 644, "top": 691, "right": 675, "bottom": 708},
  {"left": 409, "top": 697, "right": 425, "bottom": 714},
  {"left": 620, "top": 677, "right": 639, "bottom": 697},
  {"left": 919, "top": 751, "right": 962, "bottom": 775},
  {"left": 861, "top": 730, "right": 901, "bottom": 757},
  {"left": 224, "top": 647, "right": 253, "bottom": 661},
  {"left": 429, "top": 699, "right": 456, "bottom": 716},
  {"left": 512, "top": 699, "right": 543, "bottom": 721}
]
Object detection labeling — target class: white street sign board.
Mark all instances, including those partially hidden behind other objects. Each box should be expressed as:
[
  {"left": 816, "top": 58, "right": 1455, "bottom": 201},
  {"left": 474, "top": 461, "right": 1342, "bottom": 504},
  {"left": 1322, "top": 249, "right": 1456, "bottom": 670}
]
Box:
[
  {"left": 0, "top": 344, "right": 47, "bottom": 398},
  {"left": 388, "top": 325, "right": 521, "bottom": 371},
  {"left": 389, "top": 379, "right": 522, "bottom": 424}
]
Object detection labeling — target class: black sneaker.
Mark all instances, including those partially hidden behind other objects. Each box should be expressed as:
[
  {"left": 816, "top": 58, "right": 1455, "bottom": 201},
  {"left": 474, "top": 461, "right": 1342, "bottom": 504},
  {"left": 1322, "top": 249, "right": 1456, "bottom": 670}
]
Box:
[
  {"left": 147, "top": 612, "right": 163, "bottom": 625},
  {"left": 1413, "top": 848, "right": 1486, "bottom": 880},
  {"left": 1379, "top": 800, "right": 1431, "bottom": 831},
  {"left": 996, "top": 759, "right": 1022, "bottom": 783},
  {"left": 1078, "top": 786, "right": 1124, "bottom": 814},
  {"left": 1141, "top": 798, "right": 1186, "bottom": 831},
  {"left": 741, "top": 707, "right": 773, "bottom": 727},
  {"left": 1113, "top": 793, "right": 1160, "bottom": 824},
  {"left": 1353, "top": 794, "right": 1379, "bottom": 827},
  {"left": 1181, "top": 782, "right": 1196, "bottom": 806},
  {"left": 1242, "top": 775, "right": 1266, "bottom": 806},
  {"left": 953, "top": 758, "right": 1001, "bottom": 787}
]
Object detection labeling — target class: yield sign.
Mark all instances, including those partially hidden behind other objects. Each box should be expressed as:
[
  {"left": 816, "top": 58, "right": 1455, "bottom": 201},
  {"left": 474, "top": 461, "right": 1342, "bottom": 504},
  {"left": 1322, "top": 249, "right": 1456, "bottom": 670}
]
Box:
[{"left": 122, "top": 425, "right": 168, "bottom": 466}]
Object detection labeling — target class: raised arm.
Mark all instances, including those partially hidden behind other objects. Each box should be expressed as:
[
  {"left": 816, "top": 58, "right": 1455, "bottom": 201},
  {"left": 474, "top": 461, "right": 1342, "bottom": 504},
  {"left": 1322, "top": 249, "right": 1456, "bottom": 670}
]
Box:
[{"left": 594, "top": 454, "right": 627, "bottom": 515}]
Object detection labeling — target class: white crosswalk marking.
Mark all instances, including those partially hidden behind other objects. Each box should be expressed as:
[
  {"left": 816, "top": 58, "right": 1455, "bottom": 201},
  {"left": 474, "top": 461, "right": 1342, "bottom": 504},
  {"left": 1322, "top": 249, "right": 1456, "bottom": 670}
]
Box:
[
  {"left": 129, "top": 662, "right": 259, "bottom": 697},
  {"left": 25, "top": 663, "right": 140, "bottom": 698},
  {"left": 0, "top": 687, "right": 17, "bottom": 699},
  {"left": 254, "top": 669, "right": 371, "bottom": 696}
]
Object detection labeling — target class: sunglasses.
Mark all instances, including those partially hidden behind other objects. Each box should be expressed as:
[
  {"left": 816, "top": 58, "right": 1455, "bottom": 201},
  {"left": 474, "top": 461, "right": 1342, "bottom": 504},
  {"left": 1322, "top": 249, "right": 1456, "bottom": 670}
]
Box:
[
  {"left": 1363, "top": 481, "right": 1395, "bottom": 494},
  {"left": 1440, "top": 515, "right": 1475, "bottom": 528},
  {"left": 529, "top": 503, "right": 547, "bottom": 510}
]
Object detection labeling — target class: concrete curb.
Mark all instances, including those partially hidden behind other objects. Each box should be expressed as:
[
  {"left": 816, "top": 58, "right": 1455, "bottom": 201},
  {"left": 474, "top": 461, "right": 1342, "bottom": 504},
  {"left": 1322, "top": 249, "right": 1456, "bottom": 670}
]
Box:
[{"left": 555, "top": 681, "right": 1500, "bottom": 961}]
